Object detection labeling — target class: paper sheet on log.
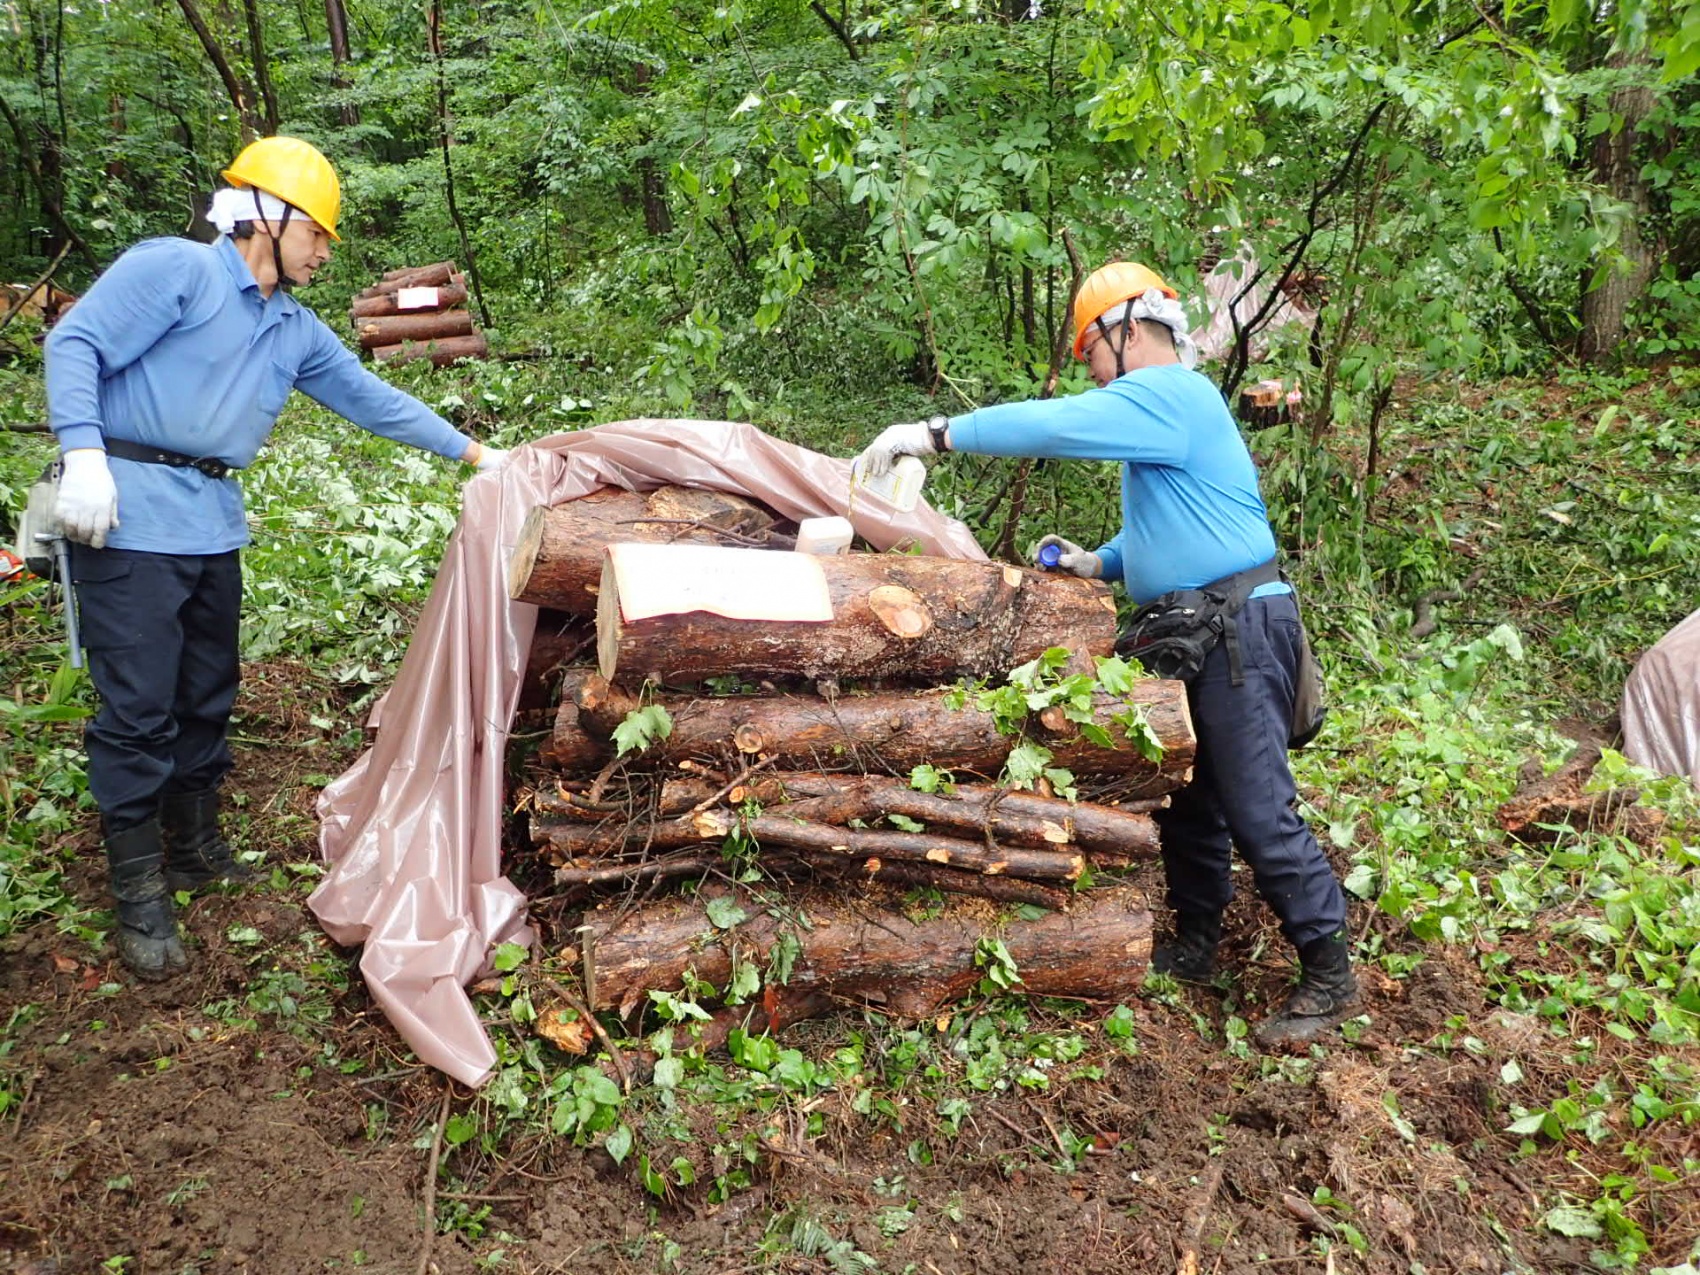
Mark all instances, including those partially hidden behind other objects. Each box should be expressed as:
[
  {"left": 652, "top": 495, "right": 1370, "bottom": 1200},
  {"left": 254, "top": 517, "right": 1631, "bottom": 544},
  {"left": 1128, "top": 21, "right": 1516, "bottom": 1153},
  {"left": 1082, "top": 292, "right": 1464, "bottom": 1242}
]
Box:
[{"left": 608, "top": 542, "right": 834, "bottom": 622}]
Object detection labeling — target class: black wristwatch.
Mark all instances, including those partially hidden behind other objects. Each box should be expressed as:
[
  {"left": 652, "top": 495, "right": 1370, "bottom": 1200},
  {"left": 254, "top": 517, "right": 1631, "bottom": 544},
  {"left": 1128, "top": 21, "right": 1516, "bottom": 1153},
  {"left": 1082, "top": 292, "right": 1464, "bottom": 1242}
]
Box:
[{"left": 927, "top": 415, "right": 951, "bottom": 453}]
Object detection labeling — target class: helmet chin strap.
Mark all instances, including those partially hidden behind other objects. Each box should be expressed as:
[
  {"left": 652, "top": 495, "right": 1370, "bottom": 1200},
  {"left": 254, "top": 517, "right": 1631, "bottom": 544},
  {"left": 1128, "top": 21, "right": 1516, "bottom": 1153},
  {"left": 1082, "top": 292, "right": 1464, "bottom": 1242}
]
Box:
[
  {"left": 1094, "top": 310, "right": 1136, "bottom": 378},
  {"left": 252, "top": 189, "right": 300, "bottom": 291}
]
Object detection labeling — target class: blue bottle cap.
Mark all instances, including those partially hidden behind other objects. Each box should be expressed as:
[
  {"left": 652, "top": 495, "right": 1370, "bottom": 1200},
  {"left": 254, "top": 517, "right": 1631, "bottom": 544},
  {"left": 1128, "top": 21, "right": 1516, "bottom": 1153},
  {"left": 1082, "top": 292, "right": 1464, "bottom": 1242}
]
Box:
[{"left": 1038, "top": 543, "right": 1062, "bottom": 568}]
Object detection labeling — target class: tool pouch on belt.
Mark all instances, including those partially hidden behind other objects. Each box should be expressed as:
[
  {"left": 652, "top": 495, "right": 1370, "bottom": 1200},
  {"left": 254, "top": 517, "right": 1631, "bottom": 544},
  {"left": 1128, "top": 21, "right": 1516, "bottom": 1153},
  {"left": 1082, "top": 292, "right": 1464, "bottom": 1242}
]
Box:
[{"left": 1116, "top": 559, "right": 1327, "bottom": 749}]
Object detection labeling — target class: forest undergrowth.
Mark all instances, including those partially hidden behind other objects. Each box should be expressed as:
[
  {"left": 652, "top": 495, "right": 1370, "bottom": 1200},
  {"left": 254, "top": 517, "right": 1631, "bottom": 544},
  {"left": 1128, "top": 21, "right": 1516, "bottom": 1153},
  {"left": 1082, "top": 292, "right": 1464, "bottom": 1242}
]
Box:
[{"left": 1, "top": 345, "right": 1697, "bottom": 1274}]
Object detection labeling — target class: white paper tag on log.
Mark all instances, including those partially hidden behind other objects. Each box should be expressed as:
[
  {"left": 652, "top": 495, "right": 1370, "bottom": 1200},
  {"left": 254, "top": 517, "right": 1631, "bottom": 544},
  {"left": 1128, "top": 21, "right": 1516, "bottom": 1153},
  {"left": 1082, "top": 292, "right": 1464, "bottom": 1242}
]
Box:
[
  {"left": 395, "top": 286, "right": 441, "bottom": 311},
  {"left": 608, "top": 543, "right": 834, "bottom": 623}
]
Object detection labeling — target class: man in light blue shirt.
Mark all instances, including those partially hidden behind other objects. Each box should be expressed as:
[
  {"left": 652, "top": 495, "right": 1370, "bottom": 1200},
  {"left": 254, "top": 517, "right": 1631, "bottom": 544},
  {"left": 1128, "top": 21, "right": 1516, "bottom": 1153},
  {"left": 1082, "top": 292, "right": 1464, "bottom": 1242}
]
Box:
[
  {"left": 47, "top": 136, "right": 509, "bottom": 981},
  {"left": 855, "top": 260, "right": 1357, "bottom": 1047}
]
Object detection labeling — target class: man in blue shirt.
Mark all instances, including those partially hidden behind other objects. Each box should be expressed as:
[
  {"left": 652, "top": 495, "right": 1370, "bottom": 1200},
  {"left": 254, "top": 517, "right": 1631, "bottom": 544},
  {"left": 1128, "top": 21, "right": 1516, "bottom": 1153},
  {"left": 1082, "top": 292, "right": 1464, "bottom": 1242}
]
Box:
[
  {"left": 854, "top": 261, "right": 1358, "bottom": 1047},
  {"left": 46, "top": 136, "right": 509, "bottom": 981}
]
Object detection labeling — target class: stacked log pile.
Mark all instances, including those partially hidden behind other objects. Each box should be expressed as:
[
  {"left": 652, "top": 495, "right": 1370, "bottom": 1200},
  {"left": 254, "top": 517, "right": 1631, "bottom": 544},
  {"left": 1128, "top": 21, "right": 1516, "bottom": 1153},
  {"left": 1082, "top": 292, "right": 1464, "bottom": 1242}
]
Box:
[
  {"left": 508, "top": 484, "right": 1199, "bottom": 1025},
  {"left": 351, "top": 261, "right": 487, "bottom": 366}
]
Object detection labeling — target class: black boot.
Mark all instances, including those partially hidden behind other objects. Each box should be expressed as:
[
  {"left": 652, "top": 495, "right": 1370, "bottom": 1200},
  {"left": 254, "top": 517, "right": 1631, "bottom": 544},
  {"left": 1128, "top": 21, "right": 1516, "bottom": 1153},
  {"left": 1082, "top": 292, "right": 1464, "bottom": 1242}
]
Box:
[
  {"left": 106, "top": 821, "right": 190, "bottom": 982},
  {"left": 161, "top": 788, "right": 254, "bottom": 893},
  {"left": 1254, "top": 931, "right": 1360, "bottom": 1048},
  {"left": 1151, "top": 910, "right": 1222, "bottom": 984}
]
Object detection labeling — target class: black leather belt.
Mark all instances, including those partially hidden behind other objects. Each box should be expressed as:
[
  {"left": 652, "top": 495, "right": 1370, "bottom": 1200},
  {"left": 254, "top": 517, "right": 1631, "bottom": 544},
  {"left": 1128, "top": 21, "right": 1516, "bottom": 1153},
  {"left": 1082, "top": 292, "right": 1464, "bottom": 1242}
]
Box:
[{"left": 104, "top": 437, "right": 238, "bottom": 480}]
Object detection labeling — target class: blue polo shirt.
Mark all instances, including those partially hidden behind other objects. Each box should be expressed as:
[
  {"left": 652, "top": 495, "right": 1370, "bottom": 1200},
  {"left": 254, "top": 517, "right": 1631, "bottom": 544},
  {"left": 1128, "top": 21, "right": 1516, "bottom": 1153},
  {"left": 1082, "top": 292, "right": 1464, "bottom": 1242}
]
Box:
[
  {"left": 949, "top": 363, "right": 1286, "bottom": 606},
  {"left": 45, "top": 235, "right": 473, "bottom": 554}
]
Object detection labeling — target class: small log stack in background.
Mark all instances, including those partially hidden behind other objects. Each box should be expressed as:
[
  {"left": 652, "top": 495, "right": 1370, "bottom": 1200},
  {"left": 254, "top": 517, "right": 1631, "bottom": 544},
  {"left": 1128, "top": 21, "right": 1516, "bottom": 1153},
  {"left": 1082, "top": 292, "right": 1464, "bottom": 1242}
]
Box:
[
  {"left": 505, "top": 482, "right": 1199, "bottom": 1032},
  {"left": 352, "top": 261, "right": 489, "bottom": 365}
]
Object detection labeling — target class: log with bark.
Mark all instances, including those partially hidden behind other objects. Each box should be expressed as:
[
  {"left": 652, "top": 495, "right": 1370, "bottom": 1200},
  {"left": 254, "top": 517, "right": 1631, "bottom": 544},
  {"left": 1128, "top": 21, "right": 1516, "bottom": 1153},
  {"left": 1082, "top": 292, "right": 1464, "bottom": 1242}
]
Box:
[
  {"left": 350, "top": 282, "right": 469, "bottom": 319},
  {"left": 571, "top": 884, "right": 1152, "bottom": 1019},
  {"left": 508, "top": 488, "right": 786, "bottom": 614},
  {"left": 519, "top": 610, "right": 591, "bottom": 710},
  {"left": 594, "top": 548, "right": 1119, "bottom": 684},
  {"left": 661, "top": 772, "right": 1162, "bottom": 858},
  {"left": 355, "top": 310, "right": 474, "bottom": 350},
  {"left": 556, "top": 674, "right": 1194, "bottom": 794},
  {"left": 533, "top": 772, "right": 1161, "bottom": 861},
  {"left": 539, "top": 805, "right": 1087, "bottom": 880},
  {"left": 357, "top": 261, "right": 456, "bottom": 296},
  {"left": 372, "top": 334, "right": 490, "bottom": 366}
]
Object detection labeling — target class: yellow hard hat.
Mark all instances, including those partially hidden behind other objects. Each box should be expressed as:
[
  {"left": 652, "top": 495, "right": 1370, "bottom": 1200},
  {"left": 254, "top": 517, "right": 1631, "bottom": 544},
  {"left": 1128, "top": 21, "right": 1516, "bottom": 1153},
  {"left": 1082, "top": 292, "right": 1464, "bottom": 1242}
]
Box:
[
  {"left": 1072, "top": 261, "right": 1178, "bottom": 360},
  {"left": 222, "top": 136, "right": 342, "bottom": 241}
]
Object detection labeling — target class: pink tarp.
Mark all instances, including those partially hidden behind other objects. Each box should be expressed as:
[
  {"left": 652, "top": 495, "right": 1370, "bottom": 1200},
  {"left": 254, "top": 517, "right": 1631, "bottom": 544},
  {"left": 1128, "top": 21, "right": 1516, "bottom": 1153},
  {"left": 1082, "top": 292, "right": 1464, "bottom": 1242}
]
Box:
[
  {"left": 1622, "top": 606, "right": 1700, "bottom": 787},
  {"left": 308, "top": 419, "right": 985, "bottom": 1086}
]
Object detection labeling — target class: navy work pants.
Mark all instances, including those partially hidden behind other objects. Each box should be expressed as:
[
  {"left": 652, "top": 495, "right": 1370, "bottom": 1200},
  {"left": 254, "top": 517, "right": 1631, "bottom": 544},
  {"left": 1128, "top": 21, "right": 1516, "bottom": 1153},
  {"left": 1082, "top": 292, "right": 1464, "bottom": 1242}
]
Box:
[
  {"left": 71, "top": 545, "right": 243, "bottom": 832},
  {"left": 1152, "top": 592, "right": 1347, "bottom": 947}
]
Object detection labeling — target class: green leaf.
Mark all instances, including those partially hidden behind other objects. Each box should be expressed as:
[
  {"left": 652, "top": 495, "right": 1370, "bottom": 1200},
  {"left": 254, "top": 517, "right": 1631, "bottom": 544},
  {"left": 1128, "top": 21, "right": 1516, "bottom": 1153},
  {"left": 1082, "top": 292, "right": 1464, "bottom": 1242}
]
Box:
[
  {"left": 909, "top": 764, "right": 943, "bottom": 793},
  {"left": 1004, "top": 741, "right": 1053, "bottom": 788},
  {"left": 604, "top": 1123, "right": 633, "bottom": 1165},
  {"left": 612, "top": 704, "right": 674, "bottom": 757},
  {"left": 885, "top": 813, "right": 925, "bottom": 833},
  {"left": 705, "top": 896, "right": 748, "bottom": 929},
  {"left": 491, "top": 941, "right": 527, "bottom": 972},
  {"left": 1541, "top": 1205, "right": 1602, "bottom": 1239},
  {"left": 769, "top": 931, "right": 802, "bottom": 985},
  {"left": 1505, "top": 1111, "right": 1549, "bottom": 1136},
  {"left": 443, "top": 1113, "right": 478, "bottom": 1146}
]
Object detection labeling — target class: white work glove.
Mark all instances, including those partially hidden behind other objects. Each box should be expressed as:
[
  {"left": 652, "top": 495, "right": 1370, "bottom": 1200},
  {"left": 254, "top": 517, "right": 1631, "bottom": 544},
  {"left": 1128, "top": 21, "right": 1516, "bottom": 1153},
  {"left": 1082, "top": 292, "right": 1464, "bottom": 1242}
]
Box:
[
  {"left": 854, "top": 417, "right": 946, "bottom": 479},
  {"left": 54, "top": 448, "right": 120, "bottom": 549},
  {"left": 1034, "top": 534, "right": 1102, "bottom": 579},
  {"left": 467, "top": 444, "right": 510, "bottom": 473}
]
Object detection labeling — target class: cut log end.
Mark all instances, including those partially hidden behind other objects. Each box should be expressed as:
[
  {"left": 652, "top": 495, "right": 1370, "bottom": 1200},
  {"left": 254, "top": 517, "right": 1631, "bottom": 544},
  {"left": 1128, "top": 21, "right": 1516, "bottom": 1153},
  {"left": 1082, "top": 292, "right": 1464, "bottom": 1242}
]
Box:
[
  {"left": 596, "top": 555, "right": 622, "bottom": 681},
  {"left": 510, "top": 506, "right": 548, "bottom": 602}
]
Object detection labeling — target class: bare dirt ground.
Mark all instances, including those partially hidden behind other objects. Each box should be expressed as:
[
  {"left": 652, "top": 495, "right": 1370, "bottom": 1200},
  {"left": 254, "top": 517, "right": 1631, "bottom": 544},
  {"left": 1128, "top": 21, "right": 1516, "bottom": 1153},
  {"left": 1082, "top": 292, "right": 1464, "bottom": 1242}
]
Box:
[{"left": 0, "top": 663, "right": 1649, "bottom": 1275}]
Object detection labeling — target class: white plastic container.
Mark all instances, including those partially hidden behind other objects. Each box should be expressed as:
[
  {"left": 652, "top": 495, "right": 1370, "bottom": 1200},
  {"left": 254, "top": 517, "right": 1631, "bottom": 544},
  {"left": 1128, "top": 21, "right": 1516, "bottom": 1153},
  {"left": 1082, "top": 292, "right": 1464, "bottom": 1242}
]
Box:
[
  {"left": 794, "top": 515, "right": 855, "bottom": 556},
  {"left": 849, "top": 454, "right": 927, "bottom": 513}
]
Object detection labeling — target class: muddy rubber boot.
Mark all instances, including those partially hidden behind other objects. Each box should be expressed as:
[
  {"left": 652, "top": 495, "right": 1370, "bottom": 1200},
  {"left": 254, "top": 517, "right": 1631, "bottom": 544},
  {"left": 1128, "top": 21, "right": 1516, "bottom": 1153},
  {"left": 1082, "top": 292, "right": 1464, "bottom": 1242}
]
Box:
[
  {"left": 1151, "top": 910, "right": 1222, "bottom": 984},
  {"left": 106, "top": 821, "right": 190, "bottom": 982},
  {"left": 161, "top": 788, "right": 254, "bottom": 893},
  {"left": 1253, "top": 931, "right": 1360, "bottom": 1048}
]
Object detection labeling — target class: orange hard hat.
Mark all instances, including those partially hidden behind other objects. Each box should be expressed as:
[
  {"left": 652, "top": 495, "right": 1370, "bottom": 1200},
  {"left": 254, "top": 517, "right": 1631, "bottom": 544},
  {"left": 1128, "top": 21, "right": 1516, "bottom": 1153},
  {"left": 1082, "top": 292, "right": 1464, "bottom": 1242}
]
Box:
[
  {"left": 223, "top": 136, "right": 342, "bottom": 241},
  {"left": 1072, "top": 261, "right": 1178, "bottom": 360}
]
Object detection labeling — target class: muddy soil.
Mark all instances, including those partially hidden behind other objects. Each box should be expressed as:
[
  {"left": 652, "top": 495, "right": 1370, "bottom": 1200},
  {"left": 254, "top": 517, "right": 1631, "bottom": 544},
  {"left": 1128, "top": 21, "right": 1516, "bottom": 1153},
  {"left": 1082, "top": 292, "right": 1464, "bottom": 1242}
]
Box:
[{"left": 0, "top": 665, "right": 1606, "bottom": 1275}]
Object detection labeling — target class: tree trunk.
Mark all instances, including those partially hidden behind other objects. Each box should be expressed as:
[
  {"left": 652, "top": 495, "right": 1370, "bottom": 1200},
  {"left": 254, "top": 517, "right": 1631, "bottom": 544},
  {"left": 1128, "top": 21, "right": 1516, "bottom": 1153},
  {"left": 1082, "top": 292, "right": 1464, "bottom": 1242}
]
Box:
[
  {"left": 427, "top": 0, "right": 493, "bottom": 330},
  {"left": 559, "top": 674, "right": 1195, "bottom": 794},
  {"left": 508, "top": 489, "right": 786, "bottom": 613},
  {"left": 175, "top": 0, "right": 259, "bottom": 141},
  {"left": 323, "top": 0, "right": 359, "bottom": 126},
  {"left": 574, "top": 884, "right": 1153, "bottom": 1019},
  {"left": 354, "top": 310, "right": 474, "bottom": 349},
  {"left": 1577, "top": 53, "right": 1658, "bottom": 365},
  {"left": 370, "top": 334, "right": 488, "bottom": 365},
  {"left": 350, "top": 283, "right": 467, "bottom": 319},
  {"left": 242, "top": 0, "right": 280, "bottom": 134},
  {"left": 595, "top": 549, "right": 1119, "bottom": 684}
]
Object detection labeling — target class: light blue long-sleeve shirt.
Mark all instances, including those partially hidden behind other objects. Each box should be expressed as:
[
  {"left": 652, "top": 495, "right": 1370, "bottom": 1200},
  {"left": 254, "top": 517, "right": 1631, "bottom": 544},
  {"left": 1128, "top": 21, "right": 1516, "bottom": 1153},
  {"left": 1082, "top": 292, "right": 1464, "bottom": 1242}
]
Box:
[
  {"left": 46, "top": 235, "right": 474, "bottom": 554},
  {"left": 949, "top": 363, "right": 1286, "bottom": 606}
]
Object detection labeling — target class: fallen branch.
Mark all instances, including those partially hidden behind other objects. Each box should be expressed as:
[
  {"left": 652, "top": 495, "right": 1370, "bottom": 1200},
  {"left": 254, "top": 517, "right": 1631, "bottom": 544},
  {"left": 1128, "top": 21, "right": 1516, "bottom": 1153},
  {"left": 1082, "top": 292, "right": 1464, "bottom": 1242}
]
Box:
[
  {"left": 0, "top": 241, "right": 72, "bottom": 338},
  {"left": 416, "top": 1084, "right": 452, "bottom": 1275},
  {"left": 1409, "top": 568, "right": 1486, "bottom": 640}
]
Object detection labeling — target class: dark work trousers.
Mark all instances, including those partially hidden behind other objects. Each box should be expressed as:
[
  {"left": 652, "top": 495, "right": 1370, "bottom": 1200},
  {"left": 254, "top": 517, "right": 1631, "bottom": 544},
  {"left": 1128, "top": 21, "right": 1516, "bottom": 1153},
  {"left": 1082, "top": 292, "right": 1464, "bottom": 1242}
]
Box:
[
  {"left": 71, "top": 545, "right": 243, "bottom": 833},
  {"left": 1153, "top": 592, "right": 1347, "bottom": 948}
]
